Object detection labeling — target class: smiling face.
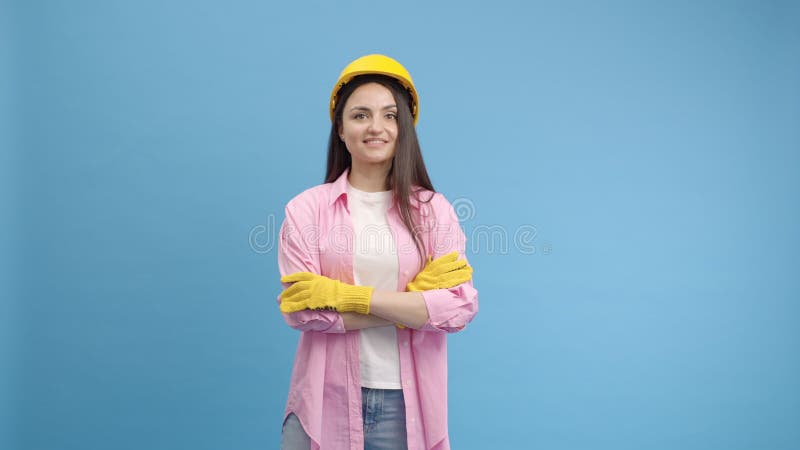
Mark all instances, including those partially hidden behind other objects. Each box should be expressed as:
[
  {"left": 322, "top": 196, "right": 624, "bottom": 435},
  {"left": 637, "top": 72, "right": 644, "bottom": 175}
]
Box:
[{"left": 338, "top": 82, "right": 399, "bottom": 171}]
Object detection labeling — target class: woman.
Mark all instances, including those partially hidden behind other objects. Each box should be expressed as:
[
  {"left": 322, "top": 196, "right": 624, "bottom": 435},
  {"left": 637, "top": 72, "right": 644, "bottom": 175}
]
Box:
[{"left": 277, "top": 54, "right": 479, "bottom": 450}]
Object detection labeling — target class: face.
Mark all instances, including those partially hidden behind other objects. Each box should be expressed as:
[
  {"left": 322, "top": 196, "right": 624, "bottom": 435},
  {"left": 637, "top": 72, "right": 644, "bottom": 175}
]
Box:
[{"left": 338, "top": 82, "right": 398, "bottom": 170}]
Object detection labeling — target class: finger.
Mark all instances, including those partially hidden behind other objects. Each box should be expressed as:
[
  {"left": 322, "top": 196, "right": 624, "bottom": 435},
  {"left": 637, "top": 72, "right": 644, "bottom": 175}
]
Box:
[
  {"left": 428, "top": 259, "right": 466, "bottom": 276},
  {"left": 281, "top": 272, "right": 318, "bottom": 284},
  {"left": 280, "top": 300, "right": 309, "bottom": 314},
  {"left": 444, "top": 270, "right": 473, "bottom": 287},
  {"left": 280, "top": 281, "right": 312, "bottom": 301},
  {"left": 429, "top": 258, "right": 467, "bottom": 275},
  {"left": 279, "top": 285, "right": 315, "bottom": 311},
  {"left": 412, "top": 273, "right": 436, "bottom": 284},
  {"left": 428, "top": 251, "right": 459, "bottom": 267},
  {"left": 406, "top": 277, "right": 430, "bottom": 292},
  {"left": 441, "top": 263, "right": 473, "bottom": 283}
]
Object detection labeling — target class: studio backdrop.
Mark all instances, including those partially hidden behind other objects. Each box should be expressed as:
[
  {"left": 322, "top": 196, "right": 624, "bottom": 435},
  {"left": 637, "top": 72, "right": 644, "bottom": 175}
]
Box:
[{"left": 2, "top": 1, "right": 799, "bottom": 449}]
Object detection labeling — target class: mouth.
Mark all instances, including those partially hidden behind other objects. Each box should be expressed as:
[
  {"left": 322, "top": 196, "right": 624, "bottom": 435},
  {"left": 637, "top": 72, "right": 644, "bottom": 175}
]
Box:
[{"left": 363, "top": 138, "right": 389, "bottom": 147}]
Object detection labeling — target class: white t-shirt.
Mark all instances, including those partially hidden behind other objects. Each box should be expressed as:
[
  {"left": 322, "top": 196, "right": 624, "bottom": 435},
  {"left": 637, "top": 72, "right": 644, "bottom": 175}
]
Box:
[{"left": 346, "top": 181, "right": 402, "bottom": 389}]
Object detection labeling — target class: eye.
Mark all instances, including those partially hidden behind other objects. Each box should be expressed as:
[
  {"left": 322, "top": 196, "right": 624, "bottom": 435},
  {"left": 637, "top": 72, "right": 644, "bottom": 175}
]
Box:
[
  {"left": 353, "top": 112, "right": 368, "bottom": 120},
  {"left": 386, "top": 112, "right": 398, "bottom": 120}
]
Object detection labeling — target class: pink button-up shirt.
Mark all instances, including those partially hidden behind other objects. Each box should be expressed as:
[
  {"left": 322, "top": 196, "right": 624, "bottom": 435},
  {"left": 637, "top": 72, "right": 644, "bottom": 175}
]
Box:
[{"left": 277, "top": 168, "right": 479, "bottom": 450}]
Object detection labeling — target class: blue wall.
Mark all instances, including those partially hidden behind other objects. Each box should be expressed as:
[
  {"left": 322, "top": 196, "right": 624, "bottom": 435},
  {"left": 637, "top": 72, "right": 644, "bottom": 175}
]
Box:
[
  {"left": 4, "top": 1, "right": 799, "bottom": 449},
  {"left": 2, "top": 1, "right": 21, "bottom": 449}
]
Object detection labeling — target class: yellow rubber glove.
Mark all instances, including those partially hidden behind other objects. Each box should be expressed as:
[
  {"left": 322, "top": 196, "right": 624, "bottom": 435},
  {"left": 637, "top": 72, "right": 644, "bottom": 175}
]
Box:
[
  {"left": 397, "top": 251, "right": 474, "bottom": 328},
  {"left": 279, "top": 272, "right": 373, "bottom": 314},
  {"left": 406, "top": 251, "right": 473, "bottom": 292}
]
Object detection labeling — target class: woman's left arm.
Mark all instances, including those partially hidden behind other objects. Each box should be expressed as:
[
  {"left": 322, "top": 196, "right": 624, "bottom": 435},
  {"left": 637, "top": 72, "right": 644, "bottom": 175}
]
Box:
[{"left": 370, "top": 194, "right": 479, "bottom": 332}]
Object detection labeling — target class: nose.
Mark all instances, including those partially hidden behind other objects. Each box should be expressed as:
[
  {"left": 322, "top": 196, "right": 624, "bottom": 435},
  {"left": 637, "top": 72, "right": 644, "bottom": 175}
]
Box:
[{"left": 367, "top": 116, "right": 384, "bottom": 134}]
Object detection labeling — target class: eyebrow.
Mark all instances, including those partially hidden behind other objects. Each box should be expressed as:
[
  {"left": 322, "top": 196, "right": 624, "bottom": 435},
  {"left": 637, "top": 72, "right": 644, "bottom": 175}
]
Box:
[{"left": 348, "top": 105, "right": 398, "bottom": 112}]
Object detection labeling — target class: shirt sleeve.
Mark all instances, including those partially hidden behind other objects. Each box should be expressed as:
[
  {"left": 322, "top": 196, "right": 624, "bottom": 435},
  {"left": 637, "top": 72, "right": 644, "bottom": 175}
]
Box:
[
  {"left": 418, "top": 194, "right": 479, "bottom": 333},
  {"left": 276, "top": 201, "right": 346, "bottom": 334}
]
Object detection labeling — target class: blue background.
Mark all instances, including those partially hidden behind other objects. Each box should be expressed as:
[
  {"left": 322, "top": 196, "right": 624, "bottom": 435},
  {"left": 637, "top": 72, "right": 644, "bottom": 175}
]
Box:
[{"left": 2, "top": 0, "right": 799, "bottom": 449}]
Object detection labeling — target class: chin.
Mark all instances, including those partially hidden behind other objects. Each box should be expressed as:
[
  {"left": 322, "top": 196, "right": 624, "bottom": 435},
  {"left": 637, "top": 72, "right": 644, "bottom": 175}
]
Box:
[{"left": 356, "top": 152, "right": 395, "bottom": 165}]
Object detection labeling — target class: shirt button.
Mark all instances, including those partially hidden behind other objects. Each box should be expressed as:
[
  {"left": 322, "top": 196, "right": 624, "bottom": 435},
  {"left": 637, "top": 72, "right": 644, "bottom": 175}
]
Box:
[
  {"left": 403, "top": 270, "right": 409, "bottom": 276},
  {"left": 404, "top": 341, "right": 409, "bottom": 347}
]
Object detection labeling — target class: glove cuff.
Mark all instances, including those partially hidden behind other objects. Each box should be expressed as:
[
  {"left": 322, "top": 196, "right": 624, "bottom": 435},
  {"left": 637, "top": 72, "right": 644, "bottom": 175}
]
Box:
[{"left": 337, "top": 284, "right": 374, "bottom": 314}]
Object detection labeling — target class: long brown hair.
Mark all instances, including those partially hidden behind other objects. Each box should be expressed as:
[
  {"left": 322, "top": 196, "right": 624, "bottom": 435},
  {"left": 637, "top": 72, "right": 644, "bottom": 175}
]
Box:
[{"left": 325, "top": 74, "right": 435, "bottom": 270}]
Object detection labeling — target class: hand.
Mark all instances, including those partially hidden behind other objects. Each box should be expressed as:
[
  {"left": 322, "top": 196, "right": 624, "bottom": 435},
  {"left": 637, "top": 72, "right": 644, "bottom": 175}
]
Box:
[
  {"left": 397, "top": 251, "right": 473, "bottom": 329},
  {"left": 279, "top": 272, "right": 373, "bottom": 314},
  {"left": 406, "top": 251, "right": 473, "bottom": 292}
]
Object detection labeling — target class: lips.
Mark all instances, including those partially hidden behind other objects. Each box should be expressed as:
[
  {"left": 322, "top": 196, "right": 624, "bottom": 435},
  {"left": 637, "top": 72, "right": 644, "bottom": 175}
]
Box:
[
  {"left": 362, "top": 138, "right": 389, "bottom": 149},
  {"left": 363, "top": 138, "right": 388, "bottom": 144}
]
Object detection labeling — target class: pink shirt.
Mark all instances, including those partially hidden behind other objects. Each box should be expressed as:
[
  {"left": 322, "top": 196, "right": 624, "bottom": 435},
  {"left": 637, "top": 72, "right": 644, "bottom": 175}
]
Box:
[{"left": 277, "top": 168, "right": 479, "bottom": 450}]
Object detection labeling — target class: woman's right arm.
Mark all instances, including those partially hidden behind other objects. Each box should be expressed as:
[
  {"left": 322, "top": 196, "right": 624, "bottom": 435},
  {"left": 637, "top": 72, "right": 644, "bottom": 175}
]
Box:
[
  {"left": 278, "top": 200, "right": 395, "bottom": 332},
  {"left": 277, "top": 202, "right": 347, "bottom": 333}
]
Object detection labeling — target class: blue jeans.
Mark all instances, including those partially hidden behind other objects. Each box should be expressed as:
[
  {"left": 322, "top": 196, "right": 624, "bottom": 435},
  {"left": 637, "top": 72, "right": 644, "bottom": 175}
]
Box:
[
  {"left": 281, "top": 387, "right": 408, "bottom": 450},
  {"left": 361, "top": 387, "right": 408, "bottom": 450}
]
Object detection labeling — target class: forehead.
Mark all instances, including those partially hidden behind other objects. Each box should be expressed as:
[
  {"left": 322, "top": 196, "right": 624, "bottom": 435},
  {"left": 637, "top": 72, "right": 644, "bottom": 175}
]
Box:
[{"left": 344, "top": 82, "right": 396, "bottom": 107}]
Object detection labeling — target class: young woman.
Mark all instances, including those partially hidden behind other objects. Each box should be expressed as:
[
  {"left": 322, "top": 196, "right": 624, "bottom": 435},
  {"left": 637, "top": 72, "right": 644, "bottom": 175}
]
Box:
[{"left": 277, "top": 54, "right": 479, "bottom": 450}]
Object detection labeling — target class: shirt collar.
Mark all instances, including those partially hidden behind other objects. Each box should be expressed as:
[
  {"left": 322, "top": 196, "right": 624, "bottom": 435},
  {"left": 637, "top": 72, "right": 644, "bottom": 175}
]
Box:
[
  {"left": 328, "top": 168, "right": 351, "bottom": 207},
  {"left": 327, "top": 167, "right": 425, "bottom": 210}
]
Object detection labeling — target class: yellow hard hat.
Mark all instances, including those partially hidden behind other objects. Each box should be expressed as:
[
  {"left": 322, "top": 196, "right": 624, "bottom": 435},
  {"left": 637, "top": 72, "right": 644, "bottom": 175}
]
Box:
[{"left": 330, "top": 54, "right": 419, "bottom": 125}]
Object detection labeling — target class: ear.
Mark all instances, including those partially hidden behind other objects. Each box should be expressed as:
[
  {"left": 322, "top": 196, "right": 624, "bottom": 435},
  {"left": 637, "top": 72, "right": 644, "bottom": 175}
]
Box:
[{"left": 337, "top": 124, "right": 344, "bottom": 141}]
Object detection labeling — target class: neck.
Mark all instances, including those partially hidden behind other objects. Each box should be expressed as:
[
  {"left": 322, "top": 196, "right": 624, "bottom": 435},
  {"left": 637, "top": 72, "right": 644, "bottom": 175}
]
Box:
[{"left": 348, "top": 160, "right": 391, "bottom": 192}]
